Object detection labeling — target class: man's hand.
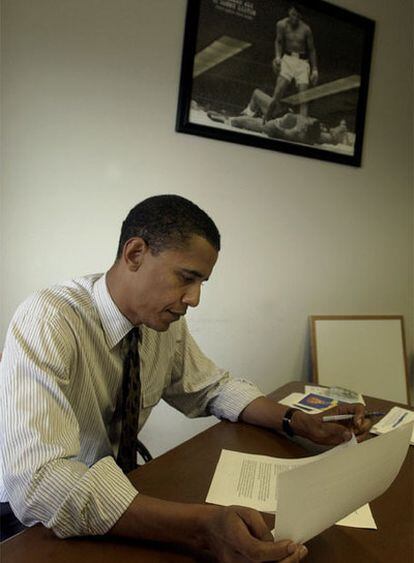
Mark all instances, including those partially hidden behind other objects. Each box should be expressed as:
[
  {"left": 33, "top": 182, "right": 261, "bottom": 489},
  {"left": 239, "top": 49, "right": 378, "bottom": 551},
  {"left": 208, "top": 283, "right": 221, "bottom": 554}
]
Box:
[
  {"left": 111, "top": 494, "right": 308, "bottom": 561},
  {"left": 272, "top": 57, "right": 282, "bottom": 75},
  {"left": 239, "top": 396, "right": 372, "bottom": 449},
  {"left": 203, "top": 504, "right": 307, "bottom": 562},
  {"left": 291, "top": 403, "right": 373, "bottom": 446},
  {"left": 310, "top": 69, "right": 318, "bottom": 86}
]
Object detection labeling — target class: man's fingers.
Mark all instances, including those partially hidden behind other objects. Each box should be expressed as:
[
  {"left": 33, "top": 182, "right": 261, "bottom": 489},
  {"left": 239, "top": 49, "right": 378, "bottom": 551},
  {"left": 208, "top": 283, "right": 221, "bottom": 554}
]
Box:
[
  {"left": 239, "top": 535, "right": 304, "bottom": 561},
  {"left": 235, "top": 506, "right": 273, "bottom": 541},
  {"left": 356, "top": 430, "right": 371, "bottom": 443},
  {"left": 316, "top": 422, "right": 353, "bottom": 445},
  {"left": 351, "top": 404, "right": 374, "bottom": 434},
  {"left": 281, "top": 543, "right": 308, "bottom": 561},
  {"left": 322, "top": 403, "right": 373, "bottom": 437},
  {"left": 334, "top": 402, "right": 365, "bottom": 418},
  {"left": 355, "top": 418, "right": 372, "bottom": 434},
  {"left": 282, "top": 544, "right": 308, "bottom": 562},
  {"left": 339, "top": 404, "right": 373, "bottom": 435},
  {"left": 234, "top": 507, "right": 308, "bottom": 561},
  {"left": 299, "top": 403, "right": 373, "bottom": 446},
  {"left": 207, "top": 506, "right": 308, "bottom": 562}
]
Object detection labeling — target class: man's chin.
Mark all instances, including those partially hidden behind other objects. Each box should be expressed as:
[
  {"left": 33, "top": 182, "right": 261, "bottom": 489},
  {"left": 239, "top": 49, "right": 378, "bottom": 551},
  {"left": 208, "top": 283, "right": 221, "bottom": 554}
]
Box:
[{"left": 144, "top": 318, "right": 175, "bottom": 332}]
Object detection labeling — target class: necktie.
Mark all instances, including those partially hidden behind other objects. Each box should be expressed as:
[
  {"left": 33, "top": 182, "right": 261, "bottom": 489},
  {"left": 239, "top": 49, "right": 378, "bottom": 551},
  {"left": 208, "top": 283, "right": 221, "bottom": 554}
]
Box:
[{"left": 117, "top": 327, "right": 141, "bottom": 473}]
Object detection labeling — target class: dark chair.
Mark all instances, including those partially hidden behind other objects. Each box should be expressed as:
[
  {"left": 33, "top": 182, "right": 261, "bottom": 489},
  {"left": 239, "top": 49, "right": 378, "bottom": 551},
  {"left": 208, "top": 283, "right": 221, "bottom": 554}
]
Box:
[{"left": 137, "top": 439, "right": 152, "bottom": 463}]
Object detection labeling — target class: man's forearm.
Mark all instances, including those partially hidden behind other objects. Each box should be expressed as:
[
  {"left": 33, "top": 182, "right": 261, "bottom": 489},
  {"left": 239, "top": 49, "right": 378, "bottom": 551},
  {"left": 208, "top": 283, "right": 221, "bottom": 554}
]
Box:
[
  {"left": 309, "top": 49, "right": 318, "bottom": 71},
  {"left": 275, "top": 39, "right": 283, "bottom": 60},
  {"left": 239, "top": 396, "right": 288, "bottom": 431},
  {"left": 110, "top": 492, "right": 305, "bottom": 561},
  {"left": 110, "top": 493, "right": 212, "bottom": 550}
]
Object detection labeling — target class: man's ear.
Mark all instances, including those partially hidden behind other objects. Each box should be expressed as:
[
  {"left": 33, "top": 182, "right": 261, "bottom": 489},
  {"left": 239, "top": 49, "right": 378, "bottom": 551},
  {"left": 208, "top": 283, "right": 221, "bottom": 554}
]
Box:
[{"left": 122, "top": 237, "right": 149, "bottom": 271}]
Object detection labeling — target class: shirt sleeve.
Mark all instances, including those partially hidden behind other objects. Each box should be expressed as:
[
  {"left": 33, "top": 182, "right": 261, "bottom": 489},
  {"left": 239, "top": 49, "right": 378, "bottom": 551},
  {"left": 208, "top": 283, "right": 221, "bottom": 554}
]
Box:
[
  {"left": 0, "top": 304, "right": 138, "bottom": 538},
  {"left": 163, "top": 319, "right": 264, "bottom": 421}
]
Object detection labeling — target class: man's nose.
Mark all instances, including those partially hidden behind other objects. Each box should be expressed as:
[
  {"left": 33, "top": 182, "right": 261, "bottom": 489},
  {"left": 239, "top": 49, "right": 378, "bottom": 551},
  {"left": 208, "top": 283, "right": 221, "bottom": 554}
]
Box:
[{"left": 182, "top": 283, "right": 201, "bottom": 308}]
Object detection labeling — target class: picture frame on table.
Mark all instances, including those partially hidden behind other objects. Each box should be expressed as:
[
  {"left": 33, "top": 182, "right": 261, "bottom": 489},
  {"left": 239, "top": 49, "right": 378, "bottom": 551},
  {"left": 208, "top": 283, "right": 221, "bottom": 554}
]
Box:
[{"left": 176, "top": 0, "right": 375, "bottom": 167}]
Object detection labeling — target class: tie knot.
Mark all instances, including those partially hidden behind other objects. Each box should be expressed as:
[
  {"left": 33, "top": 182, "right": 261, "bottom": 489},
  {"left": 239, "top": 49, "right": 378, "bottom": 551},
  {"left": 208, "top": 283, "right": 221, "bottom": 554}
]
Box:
[
  {"left": 128, "top": 327, "right": 140, "bottom": 343},
  {"left": 122, "top": 327, "right": 140, "bottom": 356}
]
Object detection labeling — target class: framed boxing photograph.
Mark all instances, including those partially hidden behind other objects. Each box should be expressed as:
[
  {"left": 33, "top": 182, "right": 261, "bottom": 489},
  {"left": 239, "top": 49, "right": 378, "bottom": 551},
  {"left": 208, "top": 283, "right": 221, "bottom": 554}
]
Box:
[{"left": 175, "top": 0, "right": 375, "bottom": 167}]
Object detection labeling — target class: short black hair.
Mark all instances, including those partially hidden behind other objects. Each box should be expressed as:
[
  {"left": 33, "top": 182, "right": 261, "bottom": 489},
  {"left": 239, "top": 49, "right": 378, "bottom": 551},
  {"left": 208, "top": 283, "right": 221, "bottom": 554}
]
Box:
[
  {"left": 288, "top": 5, "right": 302, "bottom": 16},
  {"left": 116, "top": 194, "right": 221, "bottom": 259}
]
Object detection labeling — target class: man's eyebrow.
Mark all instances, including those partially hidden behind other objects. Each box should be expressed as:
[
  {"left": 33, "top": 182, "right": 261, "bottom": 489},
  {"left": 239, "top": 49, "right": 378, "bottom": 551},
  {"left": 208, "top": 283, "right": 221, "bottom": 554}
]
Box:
[{"left": 180, "top": 268, "right": 209, "bottom": 281}]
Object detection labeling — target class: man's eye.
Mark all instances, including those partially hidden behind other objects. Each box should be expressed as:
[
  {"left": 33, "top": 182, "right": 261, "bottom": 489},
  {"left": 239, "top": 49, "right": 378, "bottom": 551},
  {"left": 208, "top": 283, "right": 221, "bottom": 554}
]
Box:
[{"left": 181, "top": 274, "right": 195, "bottom": 283}]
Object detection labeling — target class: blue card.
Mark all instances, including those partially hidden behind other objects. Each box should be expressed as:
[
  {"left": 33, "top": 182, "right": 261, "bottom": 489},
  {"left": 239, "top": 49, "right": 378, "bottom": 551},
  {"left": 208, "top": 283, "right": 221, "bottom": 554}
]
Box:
[{"left": 298, "top": 393, "right": 337, "bottom": 410}]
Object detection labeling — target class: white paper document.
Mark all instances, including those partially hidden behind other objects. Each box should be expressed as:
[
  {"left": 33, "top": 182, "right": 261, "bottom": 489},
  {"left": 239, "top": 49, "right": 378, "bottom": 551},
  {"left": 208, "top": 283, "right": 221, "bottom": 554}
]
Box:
[
  {"left": 206, "top": 449, "right": 317, "bottom": 512},
  {"left": 279, "top": 392, "right": 322, "bottom": 413},
  {"left": 279, "top": 389, "right": 366, "bottom": 415},
  {"left": 371, "top": 407, "right": 414, "bottom": 445},
  {"left": 206, "top": 424, "right": 411, "bottom": 542},
  {"left": 274, "top": 423, "right": 412, "bottom": 543},
  {"left": 335, "top": 503, "right": 377, "bottom": 529},
  {"left": 206, "top": 436, "right": 356, "bottom": 512},
  {"left": 305, "top": 385, "right": 366, "bottom": 405},
  {"left": 272, "top": 502, "right": 377, "bottom": 539}
]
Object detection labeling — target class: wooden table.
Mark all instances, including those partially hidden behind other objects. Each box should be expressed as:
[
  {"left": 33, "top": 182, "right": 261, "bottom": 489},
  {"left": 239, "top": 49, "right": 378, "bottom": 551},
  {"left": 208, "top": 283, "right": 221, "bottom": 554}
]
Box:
[{"left": 2, "top": 382, "right": 413, "bottom": 562}]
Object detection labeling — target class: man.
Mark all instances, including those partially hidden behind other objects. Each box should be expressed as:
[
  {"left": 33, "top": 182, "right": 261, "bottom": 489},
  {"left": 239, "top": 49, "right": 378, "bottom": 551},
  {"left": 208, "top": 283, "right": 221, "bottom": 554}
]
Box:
[
  {"left": 258, "top": 5, "right": 318, "bottom": 121},
  {"left": 0, "top": 195, "right": 370, "bottom": 561},
  {"left": 209, "top": 89, "right": 323, "bottom": 146},
  {"left": 231, "top": 89, "right": 351, "bottom": 147}
]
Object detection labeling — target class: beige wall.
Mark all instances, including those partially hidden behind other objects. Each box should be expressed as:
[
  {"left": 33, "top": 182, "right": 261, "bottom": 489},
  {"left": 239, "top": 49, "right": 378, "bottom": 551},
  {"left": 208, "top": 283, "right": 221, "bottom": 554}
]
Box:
[{"left": 1, "top": 0, "right": 413, "bottom": 456}]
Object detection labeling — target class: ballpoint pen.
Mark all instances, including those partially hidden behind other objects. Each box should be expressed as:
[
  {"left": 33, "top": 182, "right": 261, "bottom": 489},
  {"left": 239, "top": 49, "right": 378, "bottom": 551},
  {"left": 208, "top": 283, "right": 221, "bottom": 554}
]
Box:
[
  {"left": 293, "top": 403, "right": 314, "bottom": 412},
  {"left": 322, "top": 412, "right": 384, "bottom": 422},
  {"left": 392, "top": 412, "right": 408, "bottom": 428}
]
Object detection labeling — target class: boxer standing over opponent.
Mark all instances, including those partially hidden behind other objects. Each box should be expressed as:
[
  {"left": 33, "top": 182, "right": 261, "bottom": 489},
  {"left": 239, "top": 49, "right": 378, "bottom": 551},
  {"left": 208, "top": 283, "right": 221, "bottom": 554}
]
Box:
[{"left": 264, "top": 5, "right": 319, "bottom": 120}]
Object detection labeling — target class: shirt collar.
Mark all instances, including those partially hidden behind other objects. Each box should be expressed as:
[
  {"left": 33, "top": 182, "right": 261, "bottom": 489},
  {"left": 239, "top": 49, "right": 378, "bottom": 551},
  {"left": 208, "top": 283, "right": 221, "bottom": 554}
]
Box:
[{"left": 92, "top": 274, "right": 134, "bottom": 349}]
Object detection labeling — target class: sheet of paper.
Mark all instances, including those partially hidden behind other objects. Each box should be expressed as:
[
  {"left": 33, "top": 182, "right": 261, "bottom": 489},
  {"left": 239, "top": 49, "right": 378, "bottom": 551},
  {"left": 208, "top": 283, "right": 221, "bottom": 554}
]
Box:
[
  {"left": 335, "top": 503, "right": 377, "bottom": 529},
  {"left": 206, "top": 449, "right": 303, "bottom": 512},
  {"left": 279, "top": 392, "right": 319, "bottom": 413},
  {"left": 305, "top": 385, "right": 365, "bottom": 405},
  {"left": 272, "top": 501, "right": 376, "bottom": 538},
  {"left": 371, "top": 407, "right": 414, "bottom": 445},
  {"left": 274, "top": 423, "right": 412, "bottom": 543},
  {"left": 206, "top": 437, "right": 357, "bottom": 513},
  {"left": 279, "top": 392, "right": 336, "bottom": 413}
]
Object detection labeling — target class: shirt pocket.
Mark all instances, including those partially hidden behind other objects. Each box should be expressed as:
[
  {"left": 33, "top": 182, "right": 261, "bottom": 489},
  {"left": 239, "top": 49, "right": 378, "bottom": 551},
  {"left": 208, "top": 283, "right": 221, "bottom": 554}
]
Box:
[
  {"left": 141, "top": 385, "right": 164, "bottom": 408},
  {"left": 139, "top": 328, "right": 175, "bottom": 408},
  {"left": 140, "top": 361, "right": 173, "bottom": 409}
]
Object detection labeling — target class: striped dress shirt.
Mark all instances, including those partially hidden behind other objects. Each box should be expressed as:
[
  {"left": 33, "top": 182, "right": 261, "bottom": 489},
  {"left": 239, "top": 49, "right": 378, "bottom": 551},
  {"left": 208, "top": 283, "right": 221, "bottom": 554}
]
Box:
[{"left": 0, "top": 274, "right": 263, "bottom": 538}]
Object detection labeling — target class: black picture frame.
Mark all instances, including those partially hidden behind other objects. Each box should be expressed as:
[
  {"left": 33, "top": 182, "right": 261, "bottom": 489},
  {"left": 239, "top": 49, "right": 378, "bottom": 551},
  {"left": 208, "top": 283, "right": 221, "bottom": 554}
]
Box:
[{"left": 176, "top": 0, "right": 375, "bottom": 167}]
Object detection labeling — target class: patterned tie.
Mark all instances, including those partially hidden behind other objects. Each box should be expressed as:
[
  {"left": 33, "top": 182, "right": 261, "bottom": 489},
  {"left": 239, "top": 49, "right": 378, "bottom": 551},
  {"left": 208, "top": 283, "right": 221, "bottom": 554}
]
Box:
[{"left": 117, "top": 327, "right": 141, "bottom": 473}]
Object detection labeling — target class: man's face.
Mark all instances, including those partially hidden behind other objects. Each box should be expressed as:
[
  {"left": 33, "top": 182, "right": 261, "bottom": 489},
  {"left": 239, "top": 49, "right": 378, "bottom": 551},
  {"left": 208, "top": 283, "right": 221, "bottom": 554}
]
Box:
[
  {"left": 123, "top": 235, "right": 218, "bottom": 331},
  {"left": 288, "top": 8, "right": 300, "bottom": 26}
]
